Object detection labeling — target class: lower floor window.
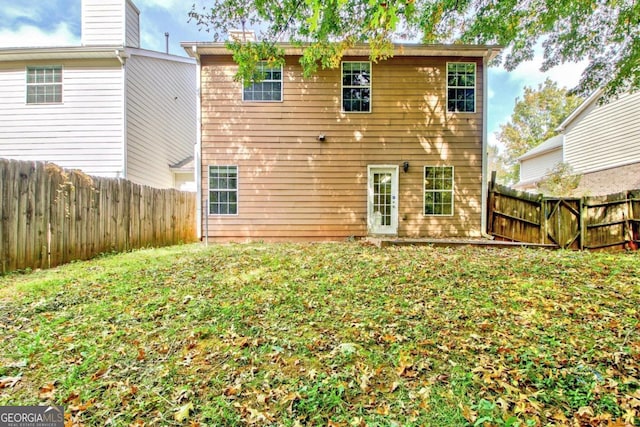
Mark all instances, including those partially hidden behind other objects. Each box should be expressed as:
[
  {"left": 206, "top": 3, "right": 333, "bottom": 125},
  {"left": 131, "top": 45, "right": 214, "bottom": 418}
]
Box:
[
  {"left": 209, "top": 165, "right": 238, "bottom": 215},
  {"left": 424, "top": 166, "right": 454, "bottom": 216}
]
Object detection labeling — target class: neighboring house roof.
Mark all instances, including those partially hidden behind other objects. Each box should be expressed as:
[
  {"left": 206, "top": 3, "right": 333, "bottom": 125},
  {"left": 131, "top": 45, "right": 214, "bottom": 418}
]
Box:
[
  {"left": 181, "top": 42, "right": 502, "bottom": 61},
  {"left": 556, "top": 89, "right": 604, "bottom": 132},
  {"left": 517, "top": 134, "right": 564, "bottom": 161},
  {"left": 170, "top": 156, "right": 194, "bottom": 172},
  {"left": 0, "top": 46, "right": 195, "bottom": 65},
  {"left": 0, "top": 46, "right": 126, "bottom": 61}
]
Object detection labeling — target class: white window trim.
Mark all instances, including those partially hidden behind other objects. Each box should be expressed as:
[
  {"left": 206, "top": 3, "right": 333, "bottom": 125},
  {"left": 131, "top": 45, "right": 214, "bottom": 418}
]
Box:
[
  {"left": 25, "top": 65, "right": 63, "bottom": 105},
  {"left": 242, "top": 62, "right": 284, "bottom": 103},
  {"left": 341, "top": 61, "right": 372, "bottom": 114},
  {"left": 208, "top": 165, "right": 239, "bottom": 216},
  {"left": 423, "top": 165, "right": 455, "bottom": 217},
  {"left": 446, "top": 62, "right": 476, "bottom": 113}
]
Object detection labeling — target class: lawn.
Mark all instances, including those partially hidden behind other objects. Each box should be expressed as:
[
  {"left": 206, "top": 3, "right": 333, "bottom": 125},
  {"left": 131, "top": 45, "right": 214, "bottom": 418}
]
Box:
[{"left": 0, "top": 242, "right": 639, "bottom": 426}]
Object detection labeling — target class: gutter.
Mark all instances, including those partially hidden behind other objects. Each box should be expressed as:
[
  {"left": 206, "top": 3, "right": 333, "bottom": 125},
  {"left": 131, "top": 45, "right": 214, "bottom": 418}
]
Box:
[
  {"left": 190, "top": 45, "right": 203, "bottom": 240},
  {"left": 116, "top": 49, "right": 128, "bottom": 179},
  {"left": 480, "top": 49, "right": 493, "bottom": 239}
]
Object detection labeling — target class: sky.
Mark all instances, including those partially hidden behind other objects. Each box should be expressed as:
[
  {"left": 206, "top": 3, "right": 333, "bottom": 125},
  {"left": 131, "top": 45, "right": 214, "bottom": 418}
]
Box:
[{"left": 0, "top": 0, "right": 587, "bottom": 150}]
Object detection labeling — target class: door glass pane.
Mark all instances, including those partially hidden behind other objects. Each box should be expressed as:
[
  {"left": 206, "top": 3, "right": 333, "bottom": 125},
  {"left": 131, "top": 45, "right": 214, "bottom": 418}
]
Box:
[{"left": 373, "top": 172, "right": 392, "bottom": 226}]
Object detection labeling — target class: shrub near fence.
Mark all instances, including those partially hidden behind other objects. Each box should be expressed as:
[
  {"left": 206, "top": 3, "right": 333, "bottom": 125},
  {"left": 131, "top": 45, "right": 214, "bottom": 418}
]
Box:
[
  {"left": 0, "top": 158, "right": 197, "bottom": 274},
  {"left": 487, "top": 173, "right": 640, "bottom": 250}
]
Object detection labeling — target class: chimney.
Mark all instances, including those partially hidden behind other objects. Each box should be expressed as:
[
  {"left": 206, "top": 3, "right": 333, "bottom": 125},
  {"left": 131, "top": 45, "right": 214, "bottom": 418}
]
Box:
[
  {"left": 165, "top": 32, "right": 169, "bottom": 54},
  {"left": 81, "top": 0, "right": 140, "bottom": 48}
]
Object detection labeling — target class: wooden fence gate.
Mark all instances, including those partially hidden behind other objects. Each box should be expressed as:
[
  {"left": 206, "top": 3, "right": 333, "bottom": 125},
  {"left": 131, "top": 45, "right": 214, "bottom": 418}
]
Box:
[
  {"left": 487, "top": 173, "right": 640, "bottom": 250},
  {"left": 544, "top": 198, "right": 582, "bottom": 249}
]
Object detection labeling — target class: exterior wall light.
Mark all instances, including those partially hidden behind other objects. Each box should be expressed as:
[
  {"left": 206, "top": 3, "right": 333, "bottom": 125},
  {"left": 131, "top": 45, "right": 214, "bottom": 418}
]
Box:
[{"left": 403, "top": 161, "right": 409, "bottom": 173}]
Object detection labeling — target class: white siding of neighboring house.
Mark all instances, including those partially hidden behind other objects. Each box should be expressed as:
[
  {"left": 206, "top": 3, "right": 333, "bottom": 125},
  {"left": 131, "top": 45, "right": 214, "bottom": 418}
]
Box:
[
  {"left": 81, "top": 0, "right": 125, "bottom": 46},
  {"left": 519, "top": 146, "right": 563, "bottom": 184},
  {"left": 563, "top": 91, "right": 640, "bottom": 174},
  {"left": 0, "top": 60, "right": 125, "bottom": 177},
  {"left": 125, "top": 50, "right": 197, "bottom": 188},
  {"left": 125, "top": 0, "right": 140, "bottom": 48},
  {"left": 174, "top": 172, "right": 196, "bottom": 192}
]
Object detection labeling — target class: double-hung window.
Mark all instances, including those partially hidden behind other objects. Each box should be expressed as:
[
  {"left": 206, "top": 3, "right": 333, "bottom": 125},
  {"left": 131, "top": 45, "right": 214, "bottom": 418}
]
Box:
[
  {"left": 446, "top": 62, "right": 475, "bottom": 113},
  {"left": 342, "top": 61, "right": 371, "bottom": 113},
  {"left": 209, "top": 166, "right": 238, "bottom": 215},
  {"left": 26, "top": 66, "right": 62, "bottom": 104},
  {"left": 424, "top": 166, "right": 454, "bottom": 216},
  {"left": 243, "top": 62, "right": 283, "bottom": 102}
]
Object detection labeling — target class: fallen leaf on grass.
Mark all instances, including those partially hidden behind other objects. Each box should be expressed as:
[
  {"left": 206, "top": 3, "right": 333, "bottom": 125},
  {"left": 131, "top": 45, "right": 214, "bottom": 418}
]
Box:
[
  {"left": 90, "top": 368, "right": 107, "bottom": 381},
  {"left": 0, "top": 375, "right": 21, "bottom": 388},
  {"left": 3, "top": 360, "right": 27, "bottom": 368},
  {"left": 174, "top": 402, "right": 193, "bottom": 422},
  {"left": 375, "top": 404, "right": 390, "bottom": 415},
  {"left": 459, "top": 403, "right": 477, "bottom": 423},
  {"left": 39, "top": 382, "right": 56, "bottom": 399}
]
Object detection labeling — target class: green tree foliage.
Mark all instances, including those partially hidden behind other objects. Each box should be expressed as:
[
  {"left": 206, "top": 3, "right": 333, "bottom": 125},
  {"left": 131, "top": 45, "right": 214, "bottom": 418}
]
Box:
[
  {"left": 189, "top": 0, "right": 639, "bottom": 96},
  {"left": 536, "top": 162, "right": 582, "bottom": 196},
  {"left": 494, "top": 79, "right": 583, "bottom": 184},
  {"left": 486, "top": 144, "right": 509, "bottom": 185}
]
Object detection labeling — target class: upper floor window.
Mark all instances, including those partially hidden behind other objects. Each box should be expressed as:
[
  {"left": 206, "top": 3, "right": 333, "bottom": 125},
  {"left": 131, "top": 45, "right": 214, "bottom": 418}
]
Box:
[
  {"left": 447, "top": 63, "right": 475, "bottom": 113},
  {"left": 26, "top": 66, "right": 62, "bottom": 104},
  {"left": 243, "top": 62, "right": 283, "bottom": 102},
  {"left": 342, "top": 61, "right": 371, "bottom": 113}
]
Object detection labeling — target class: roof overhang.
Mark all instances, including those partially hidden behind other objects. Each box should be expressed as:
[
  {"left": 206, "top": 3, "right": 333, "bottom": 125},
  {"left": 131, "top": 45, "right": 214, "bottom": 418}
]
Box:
[
  {"left": 0, "top": 46, "right": 127, "bottom": 62},
  {"left": 517, "top": 134, "right": 564, "bottom": 161},
  {"left": 181, "top": 42, "right": 502, "bottom": 61},
  {"left": 170, "top": 156, "right": 195, "bottom": 172}
]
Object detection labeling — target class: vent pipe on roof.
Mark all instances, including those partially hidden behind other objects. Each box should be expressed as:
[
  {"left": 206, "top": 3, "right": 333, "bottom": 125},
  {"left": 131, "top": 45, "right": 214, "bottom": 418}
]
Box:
[{"left": 165, "top": 32, "right": 169, "bottom": 54}]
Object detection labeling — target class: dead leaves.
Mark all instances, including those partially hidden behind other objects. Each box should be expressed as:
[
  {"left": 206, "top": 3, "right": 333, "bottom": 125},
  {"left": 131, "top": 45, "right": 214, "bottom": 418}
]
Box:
[
  {"left": 38, "top": 382, "right": 56, "bottom": 400},
  {"left": 174, "top": 402, "right": 194, "bottom": 422},
  {"left": 0, "top": 374, "right": 21, "bottom": 388},
  {"left": 1, "top": 243, "right": 639, "bottom": 425}
]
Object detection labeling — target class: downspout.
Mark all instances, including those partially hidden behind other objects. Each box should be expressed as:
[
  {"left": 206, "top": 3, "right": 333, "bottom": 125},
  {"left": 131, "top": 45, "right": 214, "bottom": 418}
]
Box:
[
  {"left": 116, "top": 49, "right": 128, "bottom": 179},
  {"left": 480, "top": 49, "right": 493, "bottom": 239},
  {"left": 192, "top": 45, "right": 203, "bottom": 240}
]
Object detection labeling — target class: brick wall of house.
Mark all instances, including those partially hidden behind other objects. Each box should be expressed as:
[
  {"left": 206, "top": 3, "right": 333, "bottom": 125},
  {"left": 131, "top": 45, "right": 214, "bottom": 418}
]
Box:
[{"left": 576, "top": 162, "right": 640, "bottom": 196}]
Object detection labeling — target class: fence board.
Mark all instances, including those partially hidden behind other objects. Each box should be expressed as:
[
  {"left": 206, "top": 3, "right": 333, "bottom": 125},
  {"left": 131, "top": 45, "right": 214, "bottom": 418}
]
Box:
[
  {"left": 0, "top": 160, "right": 5, "bottom": 272},
  {"left": 584, "top": 192, "right": 630, "bottom": 250},
  {"left": 630, "top": 190, "right": 640, "bottom": 249},
  {"left": 1, "top": 159, "right": 196, "bottom": 274}
]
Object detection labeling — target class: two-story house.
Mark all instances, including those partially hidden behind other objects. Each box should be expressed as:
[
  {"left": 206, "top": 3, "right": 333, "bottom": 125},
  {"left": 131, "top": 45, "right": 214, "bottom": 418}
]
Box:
[
  {"left": 515, "top": 90, "right": 640, "bottom": 196},
  {"left": 183, "top": 42, "right": 500, "bottom": 240},
  {"left": 0, "top": 0, "right": 196, "bottom": 190}
]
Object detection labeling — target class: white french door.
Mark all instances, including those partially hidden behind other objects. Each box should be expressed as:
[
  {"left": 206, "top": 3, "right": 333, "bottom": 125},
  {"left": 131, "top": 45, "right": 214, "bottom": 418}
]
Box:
[{"left": 367, "top": 165, "right": 399, "bottom": 235}]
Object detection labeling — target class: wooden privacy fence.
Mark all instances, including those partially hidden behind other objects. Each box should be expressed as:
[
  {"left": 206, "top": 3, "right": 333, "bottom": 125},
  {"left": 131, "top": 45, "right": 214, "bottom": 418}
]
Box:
[
  {"left": 487, "top": 174, "right": 640, "bottom": 250},
  {"left": 1, "top": 158, "right": 197, "bottom": 274}
]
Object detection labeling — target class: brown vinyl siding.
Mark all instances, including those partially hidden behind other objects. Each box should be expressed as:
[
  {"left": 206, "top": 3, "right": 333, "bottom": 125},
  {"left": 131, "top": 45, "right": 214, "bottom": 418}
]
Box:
[{"left": 200, "top": 54, "right": 484, "bottom": 240}]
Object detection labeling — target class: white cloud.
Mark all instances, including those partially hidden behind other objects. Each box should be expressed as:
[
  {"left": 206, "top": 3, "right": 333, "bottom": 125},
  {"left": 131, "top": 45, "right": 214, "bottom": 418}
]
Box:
[
  {"left": 140, "top": 23, "right": 165, "bottom": 52},
  {"left": 503, "top": 42, "right": 588, "bottom": 91},
  {"left": 508, "top": 57, "right": 587, "bottom": 91},
  {"left": 0, "top": 23, "right": 78, "bottom": 48},
  {"left": 2, "top": 5, "right": 36, "bottom": 21},
  {"left": 134, "top": 0, "right": 184, "bottom": 11}
]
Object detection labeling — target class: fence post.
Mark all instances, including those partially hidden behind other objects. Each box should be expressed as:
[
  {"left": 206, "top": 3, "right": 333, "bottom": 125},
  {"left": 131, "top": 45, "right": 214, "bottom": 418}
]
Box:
[
  {"left": 541, "top": 196, "right": 548, "bottom": 245},
  {"left": 630, "top": 190, "right": 640, "bottom": 250},
  {"left": 579, "top": 196, "right": 587, "bottom": 250},
  {"left": 487, "top": 171, "right": 497, "bottom": 235}
]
